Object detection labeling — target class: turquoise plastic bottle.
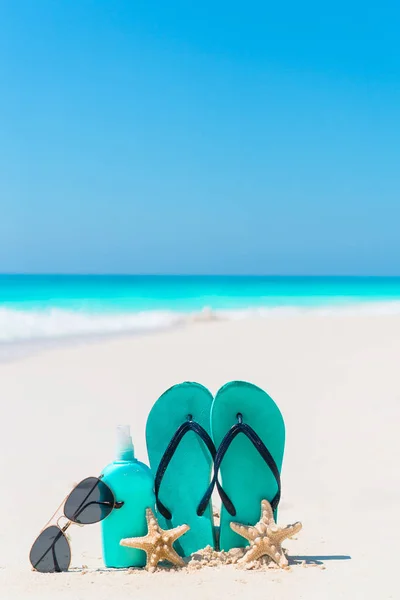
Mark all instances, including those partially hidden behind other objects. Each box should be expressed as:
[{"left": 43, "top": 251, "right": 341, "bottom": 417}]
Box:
[{"left": 100, "top": 425, "right": 155, "bottom": 568}]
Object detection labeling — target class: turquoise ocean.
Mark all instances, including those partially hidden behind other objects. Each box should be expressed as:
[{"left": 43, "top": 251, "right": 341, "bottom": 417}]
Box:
[{"left": 1, "top": 275, "right": 400, "bottom": 344}]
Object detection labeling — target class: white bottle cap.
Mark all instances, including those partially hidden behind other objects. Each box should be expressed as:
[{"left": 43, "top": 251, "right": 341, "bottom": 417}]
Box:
[{"left": 116, "top": 425, "right": 135, "bottom": 461}]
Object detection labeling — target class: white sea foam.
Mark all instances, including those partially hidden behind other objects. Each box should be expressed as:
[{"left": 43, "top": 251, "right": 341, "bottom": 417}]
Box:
[
  {"left": 1, "top": 301, "right": 400, "bottom": 344},
  {"left": 0, "top": 308, "right": 183, "bottom": 343},
  {"left": 219, "top": 301, "right": 400, "bottom": 320}
]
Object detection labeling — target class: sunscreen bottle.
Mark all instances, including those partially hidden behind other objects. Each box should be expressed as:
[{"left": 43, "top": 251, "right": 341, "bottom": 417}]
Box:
[{"left": 101, "top": 425, "right": 155, "bottom": 568}]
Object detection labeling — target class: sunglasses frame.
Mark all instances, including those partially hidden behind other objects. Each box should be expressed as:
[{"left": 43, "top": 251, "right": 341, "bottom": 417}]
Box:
[{"left": 30, "top": 476, "right": 123, "bottom": 573}]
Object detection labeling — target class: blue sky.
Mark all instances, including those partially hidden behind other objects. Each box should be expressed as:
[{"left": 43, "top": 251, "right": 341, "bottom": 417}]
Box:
[{"left": 1, "top": 1, "right": 399, "bottom": 275}]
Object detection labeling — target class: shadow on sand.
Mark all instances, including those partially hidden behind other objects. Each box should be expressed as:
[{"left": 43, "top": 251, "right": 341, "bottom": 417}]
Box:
[{"left": 289, "top": 554, "right": 351, "bottom": 566}]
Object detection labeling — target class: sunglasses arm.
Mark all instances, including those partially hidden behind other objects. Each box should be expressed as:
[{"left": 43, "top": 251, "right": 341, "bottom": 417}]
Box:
[{"left": 71, "top": 499, "right": 125, "bottom": 522}]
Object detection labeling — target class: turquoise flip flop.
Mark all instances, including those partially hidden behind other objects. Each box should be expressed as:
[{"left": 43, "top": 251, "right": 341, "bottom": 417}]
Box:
[
  {"left": 145, "top": 382, "right": 216, "bottom": 556},
  {"left": 209, "top": 381, "right": 285, "bottom": 551}
]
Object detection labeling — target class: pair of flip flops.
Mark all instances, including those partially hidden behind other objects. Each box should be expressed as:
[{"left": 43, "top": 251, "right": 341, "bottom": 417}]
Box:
[{"left": 146, "top": 381, "right": 285, "bottom": 556}]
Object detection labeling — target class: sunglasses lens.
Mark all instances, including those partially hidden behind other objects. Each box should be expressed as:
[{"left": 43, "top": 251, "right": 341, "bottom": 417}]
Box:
[
  {"left": 29, "top": 526, "right": 71, "bottom": 573},
  {"left": 64, "top": 476, "right": 114, "bottom": 524}
]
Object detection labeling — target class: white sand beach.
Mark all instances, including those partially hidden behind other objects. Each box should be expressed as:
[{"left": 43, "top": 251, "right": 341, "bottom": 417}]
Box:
[{"left": 0, "top": 312, "right": 399, "bottom": 599}]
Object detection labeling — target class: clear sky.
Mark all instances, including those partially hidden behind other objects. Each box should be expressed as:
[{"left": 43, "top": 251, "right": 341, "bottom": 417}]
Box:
[{"left": 1, "top": 1, "right": 399, "bottom": 275}]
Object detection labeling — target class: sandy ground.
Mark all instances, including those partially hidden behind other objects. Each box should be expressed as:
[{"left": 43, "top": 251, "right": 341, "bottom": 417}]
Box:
[{"left": 0, "top": 313, "right": 399, "bottom": 599}]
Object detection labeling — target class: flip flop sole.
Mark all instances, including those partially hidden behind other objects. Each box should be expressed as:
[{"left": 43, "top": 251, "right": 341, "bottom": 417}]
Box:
[
  {"left": 146, "top": 382, "right": 215, "bottom": 556},
  {"left": 211, "top": 381, "right": 285, "bottom": 551}
]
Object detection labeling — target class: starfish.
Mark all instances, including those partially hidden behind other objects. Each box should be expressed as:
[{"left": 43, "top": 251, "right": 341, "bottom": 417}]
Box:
[
  {"left": 230, "top": 499, "right": 302, "bottom": 568},
  {"left": 120, "top": 508, "right": 189, "bottom": 572}
]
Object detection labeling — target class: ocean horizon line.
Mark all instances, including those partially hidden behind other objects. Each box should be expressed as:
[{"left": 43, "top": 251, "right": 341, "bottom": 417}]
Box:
[{"left": 2, "top": 273, "right": 400, "bottom": 279}]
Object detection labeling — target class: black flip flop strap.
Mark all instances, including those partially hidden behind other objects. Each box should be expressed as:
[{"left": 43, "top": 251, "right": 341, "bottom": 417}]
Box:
[
  {"left": 198, "top": 420, "right": 281, "bottom": 517},
  {"left": 154, "top": 420, "right": 217, "bottom": 519}
]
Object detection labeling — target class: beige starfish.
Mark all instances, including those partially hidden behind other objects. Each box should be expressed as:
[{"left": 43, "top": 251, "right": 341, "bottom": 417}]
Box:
[
  {"left": 230, "top": 499, "right": 302, "bottom": 568},
  {"left": 120, "top": 508, "right": 189, "bottom": 572}
]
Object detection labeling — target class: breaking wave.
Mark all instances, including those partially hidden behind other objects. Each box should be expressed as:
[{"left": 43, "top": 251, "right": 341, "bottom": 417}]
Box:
[
  {"left": 0, "top": 308, "right": 183, "bottom": 343},
  {"left": 1, "top": 301, "right": 400, "bottom": 343}
]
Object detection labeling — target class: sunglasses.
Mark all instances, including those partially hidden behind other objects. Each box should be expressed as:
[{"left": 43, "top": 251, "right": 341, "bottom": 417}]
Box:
[{"left": 29, "top": 476, "right": 123, "bottom": 573}]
